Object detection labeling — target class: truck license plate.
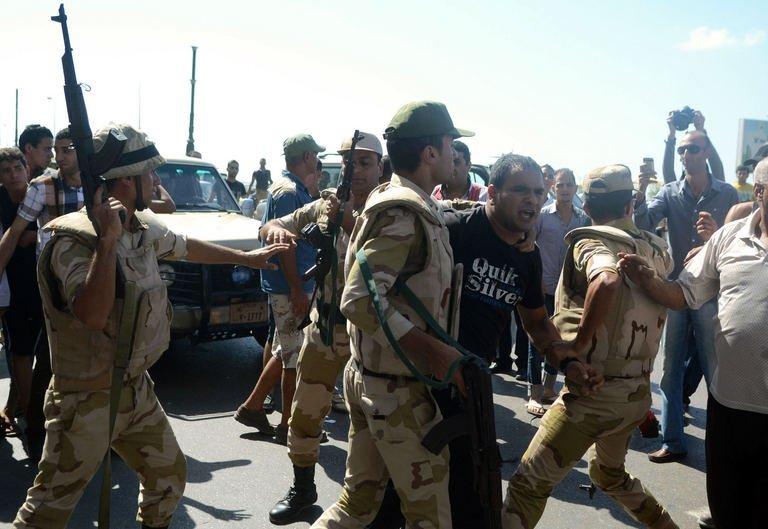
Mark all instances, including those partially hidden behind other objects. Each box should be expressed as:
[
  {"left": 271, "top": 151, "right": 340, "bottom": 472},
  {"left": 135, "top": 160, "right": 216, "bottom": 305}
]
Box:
[{"left": 230, "top": 302, "right": 267, "bottom": 324}]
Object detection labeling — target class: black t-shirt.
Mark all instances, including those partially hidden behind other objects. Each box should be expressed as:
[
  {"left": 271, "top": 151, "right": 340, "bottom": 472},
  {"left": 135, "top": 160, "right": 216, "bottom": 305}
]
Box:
[
  {"left": 226, "top": 179, "right": 247, "bottom": 199},
  {"left": 444, "top": 206, "right": 544, "bottom": 362},
  {"left": 0, "top": 187, "right": 42, "bottom": 316},
  {"left": 253, "top": 169, "right": 272, "bottom": 190}
]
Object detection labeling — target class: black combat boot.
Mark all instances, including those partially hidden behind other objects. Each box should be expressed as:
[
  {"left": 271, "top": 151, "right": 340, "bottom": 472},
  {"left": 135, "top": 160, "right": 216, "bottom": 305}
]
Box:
[{"left": 269, "top": 465, "right": 318, "bottom": 525}]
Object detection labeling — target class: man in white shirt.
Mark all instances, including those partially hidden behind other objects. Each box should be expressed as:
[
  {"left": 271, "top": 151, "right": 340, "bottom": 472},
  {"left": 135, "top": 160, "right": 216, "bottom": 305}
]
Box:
[{"left": 618, "top": 157, "right": 768, "bottom": 529}]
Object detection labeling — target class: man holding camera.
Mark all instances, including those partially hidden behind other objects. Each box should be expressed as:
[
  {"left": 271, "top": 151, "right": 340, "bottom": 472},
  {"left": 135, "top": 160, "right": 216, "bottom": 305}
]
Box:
[
  {"left": 662, "top": 109, "right": 724, "bottom": 184},
  {"left": 635, "top": 125, "right": 738, "bottom": 464}
]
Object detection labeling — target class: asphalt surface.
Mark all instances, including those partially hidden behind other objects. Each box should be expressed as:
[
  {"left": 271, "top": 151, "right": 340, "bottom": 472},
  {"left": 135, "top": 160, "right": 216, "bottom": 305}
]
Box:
[{"left": 1, "top": 337, "right": 710, "bottom": 528}]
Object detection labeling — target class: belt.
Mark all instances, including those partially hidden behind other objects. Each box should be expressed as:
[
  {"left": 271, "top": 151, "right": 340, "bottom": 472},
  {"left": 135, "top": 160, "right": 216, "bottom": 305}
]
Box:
[{"left": 353, "top": 359, "right": 417, "bottom": 383}]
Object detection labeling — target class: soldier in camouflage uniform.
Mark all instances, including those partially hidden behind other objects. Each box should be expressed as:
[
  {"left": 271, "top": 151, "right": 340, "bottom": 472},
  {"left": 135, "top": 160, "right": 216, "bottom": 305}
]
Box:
[
  {"left": 502, "top": 165, "right": 679, "bottom": 529},
  {"left": 13, "top": 124, "right": 288, "bottom": 529},
  {"left": 309, "top": 101, "right": 472, "bottom": 529},
  {"left": 260, "top": 133, "right": 384, "bottom": 524}
]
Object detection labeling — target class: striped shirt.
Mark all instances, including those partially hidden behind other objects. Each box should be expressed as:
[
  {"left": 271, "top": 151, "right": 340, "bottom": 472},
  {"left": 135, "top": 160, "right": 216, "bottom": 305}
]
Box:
[{"left": 17, "top": 171, "right": 84, "bottom": 255}]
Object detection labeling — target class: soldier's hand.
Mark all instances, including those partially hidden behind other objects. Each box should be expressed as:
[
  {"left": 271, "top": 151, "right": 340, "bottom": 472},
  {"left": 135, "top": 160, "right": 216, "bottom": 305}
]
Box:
[
  {"left": 324, "top": 194, "right": 341, "bottom": 220},
  {"left": 617, "top": 252, "right": 655, "bottom": 286},
  {"left": 514, "top": 229, "right": 537, "bottom": 253},
  {"left": 430, "top": 344, "right": 467, "bottom": 397},
  {"left": 565, "top": 361, "right": 604, "bottom": 395},
  {"left": 695, "top": 212, "right": 718, "bottom": 242},
  {"left": 263, "top": 224, "right": 297, "bottom": 246},
  {"left": 637, "top": 173, "right": 654, "bottom": 194},
  {"left": 93, "top": 186, "right": 124, "bottom": 242},
  {"left": 243, "top": 243, "right": 292, "bottom": 270}
]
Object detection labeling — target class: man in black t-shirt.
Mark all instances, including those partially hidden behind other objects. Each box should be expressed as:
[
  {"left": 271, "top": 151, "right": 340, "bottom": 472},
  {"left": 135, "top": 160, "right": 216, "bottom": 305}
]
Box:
[
  {"left": 439, "top": 153, "right": 601, "bottom": 527},
  {"left": 249, "top": 158, "right": 272, "bottom": 201},
  {"left": 224, "top": 159, "right": 247, "bottom": 199}
]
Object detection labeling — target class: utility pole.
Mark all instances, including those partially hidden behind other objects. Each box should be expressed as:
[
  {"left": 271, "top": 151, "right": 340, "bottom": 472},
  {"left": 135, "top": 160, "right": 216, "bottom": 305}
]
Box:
[
  {"left": 186, "top": 46, "right": 198, "bottom": 155},
  {"left": 14, "top": 89, "right": 19, "bottom": 146}
]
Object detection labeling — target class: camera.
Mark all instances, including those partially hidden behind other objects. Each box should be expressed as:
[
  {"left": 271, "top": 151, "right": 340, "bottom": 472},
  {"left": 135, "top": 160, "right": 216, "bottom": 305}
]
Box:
[{"left": 671, "top": 106, "right": 696, "bottom": 131}]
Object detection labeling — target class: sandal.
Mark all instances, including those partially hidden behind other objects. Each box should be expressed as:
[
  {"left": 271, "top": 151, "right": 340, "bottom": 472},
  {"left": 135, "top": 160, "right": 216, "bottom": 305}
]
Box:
[{"left": 526, "top": 400, "right": 546, "bottom": 418}]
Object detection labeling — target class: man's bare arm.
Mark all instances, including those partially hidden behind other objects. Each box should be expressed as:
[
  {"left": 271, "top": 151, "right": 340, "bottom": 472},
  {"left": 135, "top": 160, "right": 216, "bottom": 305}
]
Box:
[
  {"left": 617, "top": 253, "right": 688, "bottom": 310},
  {"left": 0, "top": 215, "right": 33, "bottom": 276}
]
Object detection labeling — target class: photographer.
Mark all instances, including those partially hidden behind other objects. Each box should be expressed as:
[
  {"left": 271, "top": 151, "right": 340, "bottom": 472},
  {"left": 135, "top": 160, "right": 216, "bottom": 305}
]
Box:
[
  {"left": 662, "top": 109, "right": 724, "bottom": 183},
  {"left": 635, "top": 129, "right": 738, "bottom": 464}
]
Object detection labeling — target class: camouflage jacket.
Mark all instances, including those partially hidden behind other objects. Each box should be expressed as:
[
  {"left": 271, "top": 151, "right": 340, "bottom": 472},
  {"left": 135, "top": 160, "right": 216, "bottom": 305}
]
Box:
[
  {"left": 341, "top": 175, "right": 454, "bottom": 377},
  {"left": 553, "top": 218, "right": 673, "bottom": 402},
  {"left": 38, "top": 209, "right": 187, "bottom": 391}
]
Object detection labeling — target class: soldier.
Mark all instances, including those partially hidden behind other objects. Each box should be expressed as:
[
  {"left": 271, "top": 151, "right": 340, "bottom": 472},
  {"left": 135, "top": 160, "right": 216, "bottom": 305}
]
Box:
[
  {"left": 502, "top": 165, "right": 679, "bottom": 529},
  {"left": 308, "top": 101, "right": 470, "bottom": 528},
  {"left": 13, "top": 123, "right": 289, "bottom": 529},
  {"left": 260, "top": 132, "right": 384, "bottom": 524}
]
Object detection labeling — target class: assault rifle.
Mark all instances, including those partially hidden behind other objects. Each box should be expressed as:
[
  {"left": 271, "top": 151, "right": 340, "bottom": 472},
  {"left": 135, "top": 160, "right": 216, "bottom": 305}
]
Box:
[
  {"left": 299, "top": 131, "right": 363, "bottom": 343},
  {"left": 422, "top": 357, "right": 504, "bottom": 529},
  {"left": 52, "top": 6, "right": 130, "bottom": 529},
  {"left": 52, "top": 3, "right": 126, "bottom": 229}
]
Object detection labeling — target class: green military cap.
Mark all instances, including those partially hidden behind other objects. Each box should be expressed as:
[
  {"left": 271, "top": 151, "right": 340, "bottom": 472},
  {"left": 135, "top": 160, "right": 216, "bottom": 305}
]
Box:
[
  {"left": 283, "top": 133, "right": 325, "bottom": 157},
  {"left": 383, "top": 101, "right": 474, "bottom": 141},
  {"left": 583, "top": 164, "right": 637, "bottom": 195}
]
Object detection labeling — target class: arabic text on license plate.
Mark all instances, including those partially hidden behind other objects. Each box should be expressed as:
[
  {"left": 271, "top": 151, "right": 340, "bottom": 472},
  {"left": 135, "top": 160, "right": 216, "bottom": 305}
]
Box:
[{"left": 230, "top": 302, "right": 267, "bottom": 324}]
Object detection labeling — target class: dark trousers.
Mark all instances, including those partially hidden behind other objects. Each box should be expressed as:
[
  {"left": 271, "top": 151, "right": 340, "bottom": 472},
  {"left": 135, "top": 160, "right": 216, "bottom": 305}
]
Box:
[
  {"left": 25, "top": 330, "right": 51, "bottom": 434},
  {"left": 706, "top": 394, "right": 768, "bottom": 529}
]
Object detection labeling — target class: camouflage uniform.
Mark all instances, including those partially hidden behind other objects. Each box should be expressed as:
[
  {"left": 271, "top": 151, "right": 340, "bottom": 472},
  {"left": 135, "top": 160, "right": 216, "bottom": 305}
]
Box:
[
  {"left": 14, "top": 126, "right": 187, "bottom": 529},
  {"left": 502, "top": 218, "right": 678, "bottom": 529},
  {"left": 282, "top": 190, "right": 352, "bottom": 467},
  {"left": 312, "top": 175, "right": 455, "bottom": 528}
]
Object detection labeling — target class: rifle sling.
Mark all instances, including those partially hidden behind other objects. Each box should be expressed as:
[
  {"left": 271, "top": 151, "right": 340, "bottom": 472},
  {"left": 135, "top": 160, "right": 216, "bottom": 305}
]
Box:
[
  {"left": 98, "top": 279, "right": 140, "bottom": 529},
  {"left": 354, "top": 248, "right": 471, "bottom": 390}
]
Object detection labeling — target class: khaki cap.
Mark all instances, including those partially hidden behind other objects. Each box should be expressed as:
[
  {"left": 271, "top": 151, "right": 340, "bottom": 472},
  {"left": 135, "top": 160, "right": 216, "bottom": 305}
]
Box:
[
  {"left": 383, "top": 101, "right": 474, "bottom": 141},
  {"left": 583, "top": 164, "right": 637, "bottom": 195},
  {"left": 283, "top": 134, "right": 325, "bottom": 158},
  {"left": 338, "top": 131, "right": 383, "bottom": 156},
  {"left": 93, "top": 123, "right": 165, "bottom": 180}
]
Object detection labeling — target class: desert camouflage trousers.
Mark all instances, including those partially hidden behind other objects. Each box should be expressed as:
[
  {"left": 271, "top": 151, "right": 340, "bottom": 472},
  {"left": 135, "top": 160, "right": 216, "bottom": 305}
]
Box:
[
  {"left": 502, "top": 392, "right": 678, "bottom": 529},
  {"left": 311, "top": 362, "right": 452, "bottom": 529},
  {"left": 288, "top": 315, "right": 350, "bottom": 467},
  {"left": 14, "top": 372, "right": 186, "bottom": 529}
]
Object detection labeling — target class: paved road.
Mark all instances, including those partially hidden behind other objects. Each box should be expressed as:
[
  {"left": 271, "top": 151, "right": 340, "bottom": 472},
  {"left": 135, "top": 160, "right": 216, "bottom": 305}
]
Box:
[{"left": 1, "top": 337, "right": 709, "bottom": 528}]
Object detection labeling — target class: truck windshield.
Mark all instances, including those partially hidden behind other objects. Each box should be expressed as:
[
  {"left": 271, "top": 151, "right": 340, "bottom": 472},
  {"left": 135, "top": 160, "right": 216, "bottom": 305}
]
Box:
[{"left": 155, "top": 162, "right": 241, "bottom": 212}]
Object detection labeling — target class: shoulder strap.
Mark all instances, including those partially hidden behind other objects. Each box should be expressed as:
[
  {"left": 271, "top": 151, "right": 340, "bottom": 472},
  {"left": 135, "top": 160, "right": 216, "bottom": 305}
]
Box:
[{"left": 354, "top": 248, "right": 479, "bottom": 389}]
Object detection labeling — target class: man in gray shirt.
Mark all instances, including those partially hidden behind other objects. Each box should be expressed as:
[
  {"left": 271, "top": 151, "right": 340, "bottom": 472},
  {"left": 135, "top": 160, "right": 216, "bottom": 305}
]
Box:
[
  {"left": 619, "top": 157, "right": 768, "bottom": 528},
  {"left": 634, "top": 130, "right": 738, "bottom": 463},
  {"left": 526, "top": 168, "right": 589, "bottom": 416}
]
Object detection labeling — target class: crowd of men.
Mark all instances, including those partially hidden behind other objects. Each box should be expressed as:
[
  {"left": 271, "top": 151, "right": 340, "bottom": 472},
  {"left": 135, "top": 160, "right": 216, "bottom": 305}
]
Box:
[{"left": 1, "top": 101, "right": 766, "bottom": 529}]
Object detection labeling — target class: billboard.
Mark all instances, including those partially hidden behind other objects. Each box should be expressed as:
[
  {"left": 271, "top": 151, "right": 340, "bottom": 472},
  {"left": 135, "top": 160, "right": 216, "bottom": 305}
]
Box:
[{"left": 737, "top": 118, "right": 768, "bottom": 167}]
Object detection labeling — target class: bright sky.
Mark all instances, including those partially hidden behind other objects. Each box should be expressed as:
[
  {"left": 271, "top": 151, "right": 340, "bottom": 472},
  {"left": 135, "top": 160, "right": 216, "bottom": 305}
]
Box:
[{"left": 1, "top": 0, "right": 766, "bottom": 185}]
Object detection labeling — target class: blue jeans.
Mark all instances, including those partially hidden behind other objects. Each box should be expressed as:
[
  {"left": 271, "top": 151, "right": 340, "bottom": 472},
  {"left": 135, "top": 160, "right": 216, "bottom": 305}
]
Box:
[
  {"left": 527, "top": 295, "right": 558, "bottom": 385},
  {"left": 659, "top": 299, "right": 717, "bottom": 453}
]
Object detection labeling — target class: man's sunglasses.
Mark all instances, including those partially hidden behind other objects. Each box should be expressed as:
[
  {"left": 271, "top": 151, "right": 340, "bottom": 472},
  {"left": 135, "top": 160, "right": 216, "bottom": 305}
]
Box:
[{"left": 677, "top": 145, "right": 702, "bottom": 155}]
